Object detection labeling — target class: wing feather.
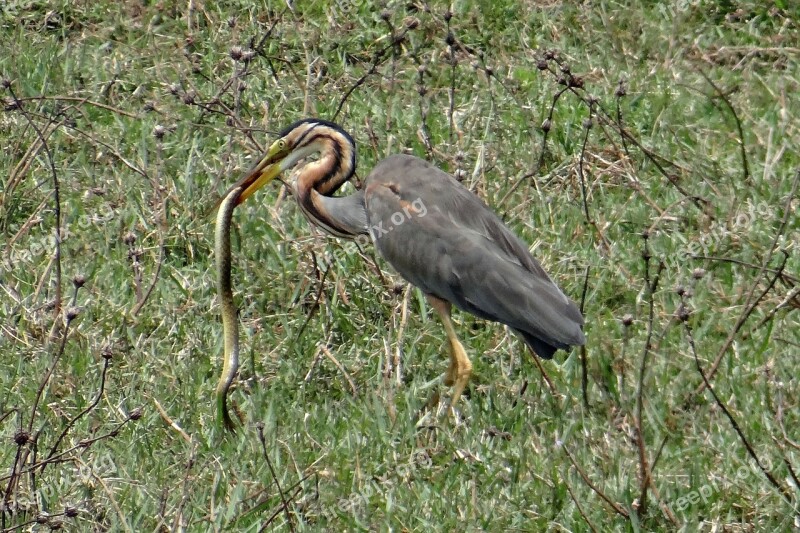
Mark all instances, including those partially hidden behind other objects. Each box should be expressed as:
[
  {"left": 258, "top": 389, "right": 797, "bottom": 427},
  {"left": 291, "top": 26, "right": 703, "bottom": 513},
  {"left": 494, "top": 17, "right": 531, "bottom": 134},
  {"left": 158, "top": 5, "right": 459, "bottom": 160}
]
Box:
[{"left": 364, "top": 155, "right": 585, "bottom": 358}]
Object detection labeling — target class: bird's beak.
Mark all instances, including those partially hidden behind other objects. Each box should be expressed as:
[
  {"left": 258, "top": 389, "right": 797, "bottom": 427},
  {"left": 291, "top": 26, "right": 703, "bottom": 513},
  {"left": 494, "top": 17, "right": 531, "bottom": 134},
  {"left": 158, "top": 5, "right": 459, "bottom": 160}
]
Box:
[{"left": 221, "top": 140, "right": 287, "bottom": 206}]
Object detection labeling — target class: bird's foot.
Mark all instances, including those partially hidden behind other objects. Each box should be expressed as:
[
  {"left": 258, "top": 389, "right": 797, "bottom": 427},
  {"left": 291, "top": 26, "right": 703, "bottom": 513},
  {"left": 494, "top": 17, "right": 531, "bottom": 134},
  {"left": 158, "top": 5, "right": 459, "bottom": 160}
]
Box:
[
  {"left": 443, "top": 361, "right": 457, "bottom": 387},
  {"left": 447, "top": 345, "right": 472, "bottom": 408},
  {"left": 448, "top": 374, "right": 471, "bottom": 410}
]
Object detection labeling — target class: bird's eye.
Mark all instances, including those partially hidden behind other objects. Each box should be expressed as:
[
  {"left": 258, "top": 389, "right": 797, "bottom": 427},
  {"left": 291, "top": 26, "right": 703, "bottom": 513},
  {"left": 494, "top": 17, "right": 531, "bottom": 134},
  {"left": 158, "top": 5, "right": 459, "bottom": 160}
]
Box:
[{"left": 278, "top": 139, "right": 287, "bottom": 149}]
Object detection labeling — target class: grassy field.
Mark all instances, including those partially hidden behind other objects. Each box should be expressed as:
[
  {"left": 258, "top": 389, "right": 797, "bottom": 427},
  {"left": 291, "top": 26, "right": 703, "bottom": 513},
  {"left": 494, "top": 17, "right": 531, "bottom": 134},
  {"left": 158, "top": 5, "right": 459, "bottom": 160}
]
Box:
[{"left": 2, "top": 0, "right": 799, "bottom": 530}]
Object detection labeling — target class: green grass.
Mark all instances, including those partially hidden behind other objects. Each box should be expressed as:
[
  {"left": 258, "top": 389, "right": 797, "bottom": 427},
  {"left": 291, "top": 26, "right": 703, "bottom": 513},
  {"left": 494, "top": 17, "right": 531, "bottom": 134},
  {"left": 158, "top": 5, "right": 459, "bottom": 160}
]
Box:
[{"left": 2, "top": 0, "right": 799, "bottom": 530}]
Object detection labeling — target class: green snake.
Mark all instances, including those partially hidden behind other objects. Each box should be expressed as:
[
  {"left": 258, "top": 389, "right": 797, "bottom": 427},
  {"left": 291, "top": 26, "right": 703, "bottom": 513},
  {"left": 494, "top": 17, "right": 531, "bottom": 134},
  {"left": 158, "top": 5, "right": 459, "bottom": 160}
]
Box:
[{"left": 215, "top": 184, "right": 242, "bottom": 432}]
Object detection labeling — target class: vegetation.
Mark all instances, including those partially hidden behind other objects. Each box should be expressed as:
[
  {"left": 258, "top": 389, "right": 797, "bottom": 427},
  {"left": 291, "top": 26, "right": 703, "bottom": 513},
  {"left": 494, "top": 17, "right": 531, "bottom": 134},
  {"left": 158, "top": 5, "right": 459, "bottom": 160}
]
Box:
[{"left": 1, "top": 0, "right": 798, "bottom": 530}]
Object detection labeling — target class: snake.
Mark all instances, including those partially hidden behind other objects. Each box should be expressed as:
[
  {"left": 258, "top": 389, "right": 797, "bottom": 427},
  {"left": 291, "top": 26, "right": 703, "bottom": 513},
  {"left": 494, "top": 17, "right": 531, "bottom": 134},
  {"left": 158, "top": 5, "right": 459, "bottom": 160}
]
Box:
[{"left": 215, "top": 184, "right": 242, "bottom": 432}]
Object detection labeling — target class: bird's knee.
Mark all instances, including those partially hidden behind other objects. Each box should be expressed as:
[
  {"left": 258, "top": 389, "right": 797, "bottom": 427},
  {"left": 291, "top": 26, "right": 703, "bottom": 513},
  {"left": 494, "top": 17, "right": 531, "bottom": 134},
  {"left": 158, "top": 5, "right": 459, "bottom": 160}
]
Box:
[{"left": 455, "top": 359, "right": 472, "bottom": 382}]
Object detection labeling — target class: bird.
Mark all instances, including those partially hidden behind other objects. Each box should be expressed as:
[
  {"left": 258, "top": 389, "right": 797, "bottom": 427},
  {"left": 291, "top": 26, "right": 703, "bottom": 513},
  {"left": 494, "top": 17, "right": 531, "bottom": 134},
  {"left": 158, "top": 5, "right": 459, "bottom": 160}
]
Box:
[{"left": 218, "top": 117, "right": 585, "bottom": 415}]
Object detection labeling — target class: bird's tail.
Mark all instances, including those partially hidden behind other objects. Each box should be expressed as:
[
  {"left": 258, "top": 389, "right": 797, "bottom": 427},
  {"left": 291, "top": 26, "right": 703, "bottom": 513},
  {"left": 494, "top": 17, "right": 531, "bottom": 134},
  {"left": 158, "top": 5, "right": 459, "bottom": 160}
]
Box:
[{"left": 514, "top": 329, "right": 562, "bottom": 360}]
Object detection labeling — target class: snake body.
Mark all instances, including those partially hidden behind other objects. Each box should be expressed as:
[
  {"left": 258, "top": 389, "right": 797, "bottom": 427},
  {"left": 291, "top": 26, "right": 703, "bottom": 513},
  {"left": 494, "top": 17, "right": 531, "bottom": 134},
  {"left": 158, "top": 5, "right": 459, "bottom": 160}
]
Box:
[{"left": 215, "top": 185, "right": 242, "bottom": 432}]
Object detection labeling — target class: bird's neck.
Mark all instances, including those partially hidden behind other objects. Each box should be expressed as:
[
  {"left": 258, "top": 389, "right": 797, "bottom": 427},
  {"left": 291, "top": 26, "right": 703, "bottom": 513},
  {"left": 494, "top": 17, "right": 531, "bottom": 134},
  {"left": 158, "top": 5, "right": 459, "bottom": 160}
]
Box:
[
  {"left": 301, "top": 189, "right": 368, "bottom": 239},
  {"left": 295, "top": 136, "right": 355, "bottom": 199},
  {"left": 292, "top": 136, "right": 365, "bottom": 238}
]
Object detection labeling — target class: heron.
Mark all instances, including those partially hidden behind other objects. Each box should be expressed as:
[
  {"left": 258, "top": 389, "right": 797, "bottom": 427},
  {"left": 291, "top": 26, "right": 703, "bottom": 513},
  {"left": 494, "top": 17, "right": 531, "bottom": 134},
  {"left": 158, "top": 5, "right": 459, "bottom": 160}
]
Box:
[{"left": 215, "top": 118, "right": 585, "bottom": 429}]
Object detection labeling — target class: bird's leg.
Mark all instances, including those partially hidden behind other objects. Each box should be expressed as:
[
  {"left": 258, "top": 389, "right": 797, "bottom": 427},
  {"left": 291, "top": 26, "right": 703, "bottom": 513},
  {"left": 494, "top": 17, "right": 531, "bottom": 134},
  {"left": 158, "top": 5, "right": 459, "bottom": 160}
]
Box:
[{"left": 426, "top": 295, "right": 473, "bottom": 408}]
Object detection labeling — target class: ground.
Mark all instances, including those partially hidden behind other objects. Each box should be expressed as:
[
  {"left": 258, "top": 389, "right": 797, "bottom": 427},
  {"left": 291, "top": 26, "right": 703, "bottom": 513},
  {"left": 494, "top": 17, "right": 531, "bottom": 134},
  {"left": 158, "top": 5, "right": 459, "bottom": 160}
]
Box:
[{"left": 1, "top": 0, "right": 799, "bottom": 530}]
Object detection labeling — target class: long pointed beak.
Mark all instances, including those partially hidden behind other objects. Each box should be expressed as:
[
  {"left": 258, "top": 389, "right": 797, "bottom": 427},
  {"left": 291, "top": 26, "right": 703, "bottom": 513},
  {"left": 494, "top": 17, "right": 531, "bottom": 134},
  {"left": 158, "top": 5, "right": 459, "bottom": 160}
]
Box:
[
  {"left": 214, "top": 143, "right": 286, "bottom": 212},
  {"left": 232, "top": 157, "right": 283, "bottom": 206},
  {"left": 224, "top": 155, "right": 283, "bottom": 206}
]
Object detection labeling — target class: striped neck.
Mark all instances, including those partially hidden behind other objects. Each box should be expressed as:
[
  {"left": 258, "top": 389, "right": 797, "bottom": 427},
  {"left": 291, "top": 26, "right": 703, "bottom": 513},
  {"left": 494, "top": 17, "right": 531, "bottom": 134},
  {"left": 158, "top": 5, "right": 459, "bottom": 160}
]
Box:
[
  {"left": 279, "top": 119, "right": 365, "bottom": 238},
  {"left": 280, "top": 119, "right": 357, "bottom": 197}
]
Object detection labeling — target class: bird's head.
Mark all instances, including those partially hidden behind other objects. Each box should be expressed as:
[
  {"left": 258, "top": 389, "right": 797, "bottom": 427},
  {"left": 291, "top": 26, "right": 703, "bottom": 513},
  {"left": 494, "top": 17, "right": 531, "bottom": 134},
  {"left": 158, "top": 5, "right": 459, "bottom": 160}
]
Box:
[{"left": 222, "top": 118, "right": 356, "bottom": 206}]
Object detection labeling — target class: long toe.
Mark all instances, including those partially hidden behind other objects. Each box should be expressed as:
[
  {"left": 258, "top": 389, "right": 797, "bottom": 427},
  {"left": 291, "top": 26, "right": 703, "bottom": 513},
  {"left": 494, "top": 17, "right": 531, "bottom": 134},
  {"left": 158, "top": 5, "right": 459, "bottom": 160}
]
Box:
[
  {"left": 448, "top": 356, "right": 473, "bottom": 407},
  {"left": 443, "top": 360, "right": 457, "bottom": 386}
]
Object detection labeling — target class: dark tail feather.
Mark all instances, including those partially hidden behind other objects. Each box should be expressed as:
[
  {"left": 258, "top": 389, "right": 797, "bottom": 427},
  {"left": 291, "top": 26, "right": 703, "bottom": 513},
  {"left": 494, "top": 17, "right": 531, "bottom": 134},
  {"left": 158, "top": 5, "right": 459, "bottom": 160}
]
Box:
[{"left": 514, "top": 329, "right": 560, "bottom": 360}]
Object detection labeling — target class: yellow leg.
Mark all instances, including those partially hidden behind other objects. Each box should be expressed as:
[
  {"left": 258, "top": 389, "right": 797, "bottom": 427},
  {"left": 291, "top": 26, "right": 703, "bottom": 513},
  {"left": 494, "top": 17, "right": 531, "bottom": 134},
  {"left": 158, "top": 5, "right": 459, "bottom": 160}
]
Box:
[{"left": 426, "top": 295, "right": 473, "bottom": 408}]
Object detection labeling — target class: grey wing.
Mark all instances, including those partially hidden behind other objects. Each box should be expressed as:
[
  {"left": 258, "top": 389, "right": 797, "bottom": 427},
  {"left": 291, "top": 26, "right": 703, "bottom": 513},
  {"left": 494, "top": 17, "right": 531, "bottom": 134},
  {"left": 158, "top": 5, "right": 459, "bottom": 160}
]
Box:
[{"left": 364, "top": 155, "right": 585, "bottom": 359}]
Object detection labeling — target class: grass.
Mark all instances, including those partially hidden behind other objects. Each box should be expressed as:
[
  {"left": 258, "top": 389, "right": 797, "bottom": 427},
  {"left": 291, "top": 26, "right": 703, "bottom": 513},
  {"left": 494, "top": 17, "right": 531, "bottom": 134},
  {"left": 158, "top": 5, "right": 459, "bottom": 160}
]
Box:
[{"left": 1, "top": 0, "right": 799, "bottom": 530}]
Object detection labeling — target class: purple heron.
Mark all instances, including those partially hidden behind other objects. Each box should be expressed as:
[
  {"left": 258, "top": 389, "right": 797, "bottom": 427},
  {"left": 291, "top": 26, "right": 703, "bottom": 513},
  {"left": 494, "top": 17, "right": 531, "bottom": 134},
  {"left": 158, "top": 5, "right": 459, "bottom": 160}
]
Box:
[{"left": 215, "top": 118, "right": 584, "bottom": 429}]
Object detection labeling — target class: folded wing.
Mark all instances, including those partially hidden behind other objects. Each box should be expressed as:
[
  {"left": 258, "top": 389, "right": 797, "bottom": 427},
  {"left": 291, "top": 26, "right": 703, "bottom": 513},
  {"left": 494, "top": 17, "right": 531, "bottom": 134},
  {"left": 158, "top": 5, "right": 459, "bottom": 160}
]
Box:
[{"left": 364, "top": 155, "right": 585, "bottom": 359}]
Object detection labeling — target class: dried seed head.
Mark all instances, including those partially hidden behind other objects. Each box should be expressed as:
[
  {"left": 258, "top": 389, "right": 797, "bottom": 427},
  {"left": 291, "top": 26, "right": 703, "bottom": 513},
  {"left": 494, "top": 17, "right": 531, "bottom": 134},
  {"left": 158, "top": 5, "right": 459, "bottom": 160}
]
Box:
[
  {"left": 182, "top": 91, "right": 195, "bottom": 105},
  {"left": 675, "top": 285, "right": 686, "bottom": 296},
  {"left": 101, "top": 345, "right": 113, "bottom": 360},
  {"left": 229, "top": 45, "right": 243, "bottom": 61},
  {"left": 560, "top": 64, "right": 571, "bottom": 74},
  {"left": 678, "top": 305, "right": 691, "bottom": 322},
  {"left": 692, "top": 267, "right": 706, "bottom": 280},
  {"left": 404, "top": 16, "right": 419, "bottom": 29},
  {"left": 569, "top": 76, "right": 584, "bottom": 89},
  {"left": 615, "top": 81, "right": 627, "bottom": 97},
  {"left": 66, "top": 306, "right": 80, "bottom": 321},
  {"left": 241, "top": 49, "right": 255, "bottom": 63},
  {"left": 129, "top": 407, "right": 143, "bottom": 421},
  {"left": 153, "top": 124, "right": 166, "bottom": 140},
  {"left": 622, "top": 314, "right": 634, "bottom": 327},
  {"left": 1, "top": 78, "right": 11, "bottom": 89},
  {"left": 50, "top": 520, "right": 64, "bottom": 530},
  {"left": 541, "top": 119, "right": 552, "bottom": 132},
  {"left": 417, "top": 86, "right": 427, "bottom": 96},
  {"left": 557, "top": 75, "right": 567, "bottom": 86},
  {"left": 73, "top": 274, "right": 86, "bottom": 288},
  {"left": 36, "top": 514, "right": 50, "bottom": 524},
  {"left": 142, "top": 101, "right": 155, "bottom": 112},
  {"left": 14, "top": 429, "right": 31, "bottom": 445},
  {"left": 582, "top": 117, "right": 593, "bottom": 129},
  {"left": 485, "top": 66, "right": 494, "bottom": 77},
  {"left": 443, "top": 10, "right": 452, "bottom": 22},
  {"left": 64, "top": 507, "right": 78, "bottom": 518},
  {"left": 536, "top": 59, "right": 548, "bottom": 71},
  {"left": 128, "top": 247, "right": 143, "bottom": 263},
  {"left": 445, "top": 32, "right": 455, "bottom": 46},
  {"left": 380, "top": 9, "right": 391, "bottom": 21},
  {"left": 123, "top": 232, "right": 137, "bottom": 245},
  {"left": 227, "top": 16, "right": 236, "bottom": 28},
  {"left": 168, "top": 83, "right": 181, "bottom": 95},
  {"left": 544, "top": 49, "right": 555, "bottom": 60}
]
